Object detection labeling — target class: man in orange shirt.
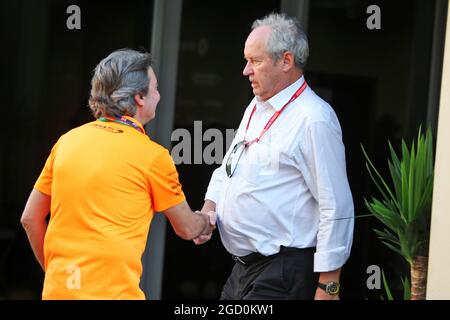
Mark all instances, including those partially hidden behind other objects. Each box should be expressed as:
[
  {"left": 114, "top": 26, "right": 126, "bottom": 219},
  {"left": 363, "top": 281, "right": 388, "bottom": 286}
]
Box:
[{"left": 20, "top": 49, "right": 215, "bottom": 299}]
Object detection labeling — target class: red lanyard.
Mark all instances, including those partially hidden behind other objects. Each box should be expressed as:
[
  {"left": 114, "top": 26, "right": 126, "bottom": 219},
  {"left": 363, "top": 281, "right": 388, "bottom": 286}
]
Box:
[{"left": 244, "top": 80, "right": 307, "bottom": 146}]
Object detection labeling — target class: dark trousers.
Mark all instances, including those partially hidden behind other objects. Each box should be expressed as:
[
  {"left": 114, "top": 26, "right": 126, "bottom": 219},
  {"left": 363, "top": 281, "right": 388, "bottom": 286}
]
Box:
[{"left": 220, "top": 247, "right": 318, "bottom": 300}]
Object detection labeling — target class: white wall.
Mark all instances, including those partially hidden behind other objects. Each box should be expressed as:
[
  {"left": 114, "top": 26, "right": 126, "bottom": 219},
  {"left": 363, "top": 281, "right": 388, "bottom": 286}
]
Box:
[{"left": 427, "top": 3, "right": 450, "bottom": 300}]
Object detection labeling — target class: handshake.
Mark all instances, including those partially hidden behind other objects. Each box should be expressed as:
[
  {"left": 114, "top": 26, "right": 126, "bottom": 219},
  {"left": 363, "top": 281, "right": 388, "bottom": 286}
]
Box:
[{"left": 193, "top": 210, "right": 217, "bottom": 245}]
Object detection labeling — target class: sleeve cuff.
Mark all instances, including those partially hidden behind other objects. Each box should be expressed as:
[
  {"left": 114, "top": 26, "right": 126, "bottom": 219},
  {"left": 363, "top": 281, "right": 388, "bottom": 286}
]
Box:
[
  {"left": 34, "top": 184, "right": 51, "bottom": 196},
  {"left": 313, "top": 246, "right": 350, "bottom": 272},
  {"left": 154, "top": 195, "right": 186, "bottom": 213}
]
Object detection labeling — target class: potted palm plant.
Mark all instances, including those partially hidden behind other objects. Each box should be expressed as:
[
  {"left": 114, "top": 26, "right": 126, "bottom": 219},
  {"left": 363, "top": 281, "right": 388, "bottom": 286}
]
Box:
[{"left": 362, "top": 127, "right": 434, "bottom": 300}]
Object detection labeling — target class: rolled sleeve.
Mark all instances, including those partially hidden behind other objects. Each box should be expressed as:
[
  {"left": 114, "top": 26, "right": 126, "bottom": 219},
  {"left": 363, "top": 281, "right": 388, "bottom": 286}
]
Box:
[{"left": 314, "top": 246, "right": 352, "bottom": 272}]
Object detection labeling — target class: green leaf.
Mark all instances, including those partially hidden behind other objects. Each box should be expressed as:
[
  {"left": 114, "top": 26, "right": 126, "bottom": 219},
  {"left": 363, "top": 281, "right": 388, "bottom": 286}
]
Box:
[
  {"left": 361, "top": 144, "right": 401, "bottom": 213},
  {"left": 402, "top": 276, "right": 411, "bottom": 300},
  {"left": 388, "top": 141, "right": 402, "bottom": 201},
  {"left": 398, "top": 229, "right": 413, "bottom": 265},
  {"left": 374, "top": 228, "right": 400, "bottom": 245},
  {"left": 407, "top": 141, "right": 415, "bottom": 223},
  {"left": 373, "top": 230, "right": 397, "bottom": 245},
  {"left": 400, "top": 160, "right": 408, "bottom": 220},
  {"left": 364, "top": 162, "right": 395, "bottom": 210},
  {"left": 366, "top": 198, "right": 404, "bottom": 229},
  {"left": 382, "top": 270, "right": 394, "bottom": 300},
  {"left": 381, "top": 240, "right": 405, "bottom": 259}
]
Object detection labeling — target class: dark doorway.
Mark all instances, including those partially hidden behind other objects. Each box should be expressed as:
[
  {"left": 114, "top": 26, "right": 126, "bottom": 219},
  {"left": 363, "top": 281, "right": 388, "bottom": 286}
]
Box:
[{"left": 162, "top": 0, "right": 281, "bottom": 299}]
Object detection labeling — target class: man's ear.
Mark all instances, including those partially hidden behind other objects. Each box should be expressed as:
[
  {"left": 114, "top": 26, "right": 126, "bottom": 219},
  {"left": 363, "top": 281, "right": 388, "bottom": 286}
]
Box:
[
  {"left": 281, "top": 51, "right": 295, "bottom": 72},
  {"left": 134, "top": 94, "right": 145, "bottom": 108}
]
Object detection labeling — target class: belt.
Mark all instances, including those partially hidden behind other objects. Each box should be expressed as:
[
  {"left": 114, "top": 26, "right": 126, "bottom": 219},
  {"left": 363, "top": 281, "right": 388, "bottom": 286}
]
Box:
[
  {"left": 232, "top": 252, "right": 268, "bottom": 265},
  {"left": 231, "top": 246, "right": 316, "bottom": 266}
]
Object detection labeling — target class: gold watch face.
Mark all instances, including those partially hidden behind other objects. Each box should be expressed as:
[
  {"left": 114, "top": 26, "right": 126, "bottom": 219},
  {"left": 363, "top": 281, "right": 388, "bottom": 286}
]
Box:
[{"left": 326, "top": 282, "right": 340, "bottom": 295}]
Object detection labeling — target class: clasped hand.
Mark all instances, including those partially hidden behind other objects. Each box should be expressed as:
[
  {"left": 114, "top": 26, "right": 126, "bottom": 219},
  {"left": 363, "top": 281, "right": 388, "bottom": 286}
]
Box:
[{"left": 193, "top": 210, "right": 216, "bottom": 245}]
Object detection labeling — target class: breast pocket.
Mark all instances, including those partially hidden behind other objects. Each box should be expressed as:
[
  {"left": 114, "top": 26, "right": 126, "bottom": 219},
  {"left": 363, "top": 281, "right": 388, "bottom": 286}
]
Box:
[{"left": 239, "top": 139, "right": 281, "bottom": 185}]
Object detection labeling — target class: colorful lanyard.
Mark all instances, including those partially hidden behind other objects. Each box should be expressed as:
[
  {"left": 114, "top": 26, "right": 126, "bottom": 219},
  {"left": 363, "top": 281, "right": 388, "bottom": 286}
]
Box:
[
  {"left": 98, "top": 116, "right": 145, "bottom": 134},
  {"left": 244, "top": 80, "right": 308, "bottom": 147}
]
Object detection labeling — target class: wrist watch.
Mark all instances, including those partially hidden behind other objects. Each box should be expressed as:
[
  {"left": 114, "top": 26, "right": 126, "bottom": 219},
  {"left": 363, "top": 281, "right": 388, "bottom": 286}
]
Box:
[{"left": 317, "top": 281, "right": 340, "bottom": 295}]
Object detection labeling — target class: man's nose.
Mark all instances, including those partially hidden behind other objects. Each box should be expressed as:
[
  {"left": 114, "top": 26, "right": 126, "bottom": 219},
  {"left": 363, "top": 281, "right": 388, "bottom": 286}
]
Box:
[{"left": 243, "top": 61, "right": 252, "bottom": 76}]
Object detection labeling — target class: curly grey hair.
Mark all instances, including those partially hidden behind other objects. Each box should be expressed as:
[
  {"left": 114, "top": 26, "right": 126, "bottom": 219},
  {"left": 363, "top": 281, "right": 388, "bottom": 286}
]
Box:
[
  {"left": 252, "top": 13, "right": 309, "bottom": 69},
  {"left": 88, "top": 49, "right": 153, "bottom": 119}
]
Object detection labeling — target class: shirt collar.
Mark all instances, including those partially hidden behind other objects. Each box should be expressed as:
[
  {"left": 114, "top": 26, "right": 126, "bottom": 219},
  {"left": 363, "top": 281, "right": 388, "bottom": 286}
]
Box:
[{"left": 264, "top": 76, "right": 305, "bottom": 111}]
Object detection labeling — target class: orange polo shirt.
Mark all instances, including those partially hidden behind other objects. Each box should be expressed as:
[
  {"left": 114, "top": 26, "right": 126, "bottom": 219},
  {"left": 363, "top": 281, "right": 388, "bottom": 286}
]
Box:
[{"left": 34, "top": 117, "right": 185, "bottom": 299}]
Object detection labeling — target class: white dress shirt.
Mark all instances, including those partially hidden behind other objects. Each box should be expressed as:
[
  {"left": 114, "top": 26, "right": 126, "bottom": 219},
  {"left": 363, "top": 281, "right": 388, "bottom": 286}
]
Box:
[{"left": 205, "top": 76, "right": 354, "bottom": 272}]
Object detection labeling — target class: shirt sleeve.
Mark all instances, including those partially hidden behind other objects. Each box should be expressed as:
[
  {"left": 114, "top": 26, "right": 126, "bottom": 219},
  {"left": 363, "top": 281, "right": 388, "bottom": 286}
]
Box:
[
  {"left": 147, "top": 149, "right": 186, "bottom": 212},
  {"left": 300, "top": 120, "right": 354, "bottom": 272},
  {"left": 34, "top": 138, "right": 62, "bottom": 196},
  {"left": 204, "top": 167, "right": 225, "bottom": 204}
]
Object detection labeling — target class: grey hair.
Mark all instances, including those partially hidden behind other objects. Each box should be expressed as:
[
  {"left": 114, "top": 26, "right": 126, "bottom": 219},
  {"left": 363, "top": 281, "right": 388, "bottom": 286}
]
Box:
[
  {"left": 252, "top": 13, "right": 309, "bottom": 69},
  {"left": 88, "top": 49, "right": 153, "bottom": 119}
]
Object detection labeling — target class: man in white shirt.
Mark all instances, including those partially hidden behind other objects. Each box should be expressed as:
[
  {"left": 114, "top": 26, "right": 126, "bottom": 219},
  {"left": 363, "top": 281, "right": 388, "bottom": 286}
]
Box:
[{"left": 196, "top": 13, "right": 354, "bottom": 300}]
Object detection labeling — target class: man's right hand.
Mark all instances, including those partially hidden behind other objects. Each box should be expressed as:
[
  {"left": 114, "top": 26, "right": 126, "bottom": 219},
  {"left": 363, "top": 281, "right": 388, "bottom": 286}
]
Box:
[
  {"left": 163, "top": 201, "right": 216, "bottom": 240},
  {"left": 194, "top": 211, "right": 216, "bottom": 245}
]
